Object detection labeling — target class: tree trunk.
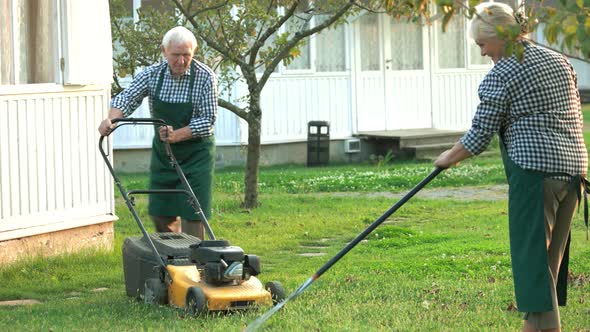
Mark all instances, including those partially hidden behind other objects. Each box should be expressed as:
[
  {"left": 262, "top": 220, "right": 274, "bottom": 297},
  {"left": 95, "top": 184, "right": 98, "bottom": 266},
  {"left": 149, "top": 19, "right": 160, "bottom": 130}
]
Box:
[{"left": 243, "top": 99, "right": 262, "bottom": 209}]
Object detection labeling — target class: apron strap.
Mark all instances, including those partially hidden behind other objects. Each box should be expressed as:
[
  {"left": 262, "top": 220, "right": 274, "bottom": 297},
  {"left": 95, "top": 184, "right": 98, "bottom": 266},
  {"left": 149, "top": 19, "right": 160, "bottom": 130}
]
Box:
[
  {"left": 547, "top": 173, "right": 589, "bottom": 240},
  {"left": 155, "top": 60, "right": 196, "bottom": 103},
  {"left": 579, "top": 176, "right": 590, "bottom": 240}
]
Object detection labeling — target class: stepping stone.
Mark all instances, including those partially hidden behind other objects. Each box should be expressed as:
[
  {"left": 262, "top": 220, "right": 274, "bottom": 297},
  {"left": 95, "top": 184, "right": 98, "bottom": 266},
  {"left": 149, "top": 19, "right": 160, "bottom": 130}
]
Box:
[
  {"left": 299, "top": 245, "right": 328, "bottom": 249},
  {"left": 298, "top": 252, "right": 327, "bottom": 257},
  {"left": 92, "top": 287, "right": 109, "bottom": 292},
  {"left": 0, "top": 299, "right": 41, "bottom": 306}
]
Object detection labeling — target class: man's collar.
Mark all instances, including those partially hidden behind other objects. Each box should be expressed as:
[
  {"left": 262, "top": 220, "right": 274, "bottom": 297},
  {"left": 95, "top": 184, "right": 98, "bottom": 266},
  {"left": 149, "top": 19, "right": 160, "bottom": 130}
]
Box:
[{"left": 163, "top": 60, "right": 192, "bottom": 79}]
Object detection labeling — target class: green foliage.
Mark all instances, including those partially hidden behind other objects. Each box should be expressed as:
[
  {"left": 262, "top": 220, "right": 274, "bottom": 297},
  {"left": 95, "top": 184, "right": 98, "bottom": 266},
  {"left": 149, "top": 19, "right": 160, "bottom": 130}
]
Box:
[
  {"left": 210, "top": 157, "right": 505, "bottom": 194},
  {"left": 110, "top": 0, "right": 183, "bottom": 95},
  {"left": 418, "top": 0, "right": 590, "bottom": 61}
]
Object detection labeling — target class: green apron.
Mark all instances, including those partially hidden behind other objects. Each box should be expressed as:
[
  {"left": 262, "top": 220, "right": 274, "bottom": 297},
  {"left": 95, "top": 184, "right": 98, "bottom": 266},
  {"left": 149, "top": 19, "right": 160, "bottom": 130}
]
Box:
[
  {"left": 500, "top": 140, "right": 572, "bottom": 312},
  {"left": 148, "top": 62, "right": 215, "bottom": 221}
]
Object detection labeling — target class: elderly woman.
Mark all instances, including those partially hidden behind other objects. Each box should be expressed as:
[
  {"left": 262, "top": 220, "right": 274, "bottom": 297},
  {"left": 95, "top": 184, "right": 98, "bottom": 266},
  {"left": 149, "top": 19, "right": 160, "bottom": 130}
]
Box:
[{"left": 434, "top": 3, "right": 587, "bottom": 332}]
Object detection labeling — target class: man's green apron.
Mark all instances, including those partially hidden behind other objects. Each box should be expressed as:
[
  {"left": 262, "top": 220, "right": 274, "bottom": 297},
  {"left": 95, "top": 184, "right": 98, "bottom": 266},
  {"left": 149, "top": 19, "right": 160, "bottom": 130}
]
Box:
[
  {"left": 500, "top": 140, "right": 572, "bottom": 312},
  {"left": 148, "top": 62, "right": 215, "bottom": 221}
]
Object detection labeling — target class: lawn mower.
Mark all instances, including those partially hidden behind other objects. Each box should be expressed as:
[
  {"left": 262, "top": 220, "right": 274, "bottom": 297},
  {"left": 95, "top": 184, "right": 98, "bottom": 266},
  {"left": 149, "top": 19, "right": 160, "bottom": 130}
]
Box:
[{"left": 99, "top": 118, "right": 285, "bottom": 315}]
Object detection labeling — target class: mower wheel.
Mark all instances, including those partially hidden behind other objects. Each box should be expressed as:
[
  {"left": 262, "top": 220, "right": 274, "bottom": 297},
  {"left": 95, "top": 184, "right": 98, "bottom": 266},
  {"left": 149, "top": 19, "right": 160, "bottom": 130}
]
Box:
[
  {"left": 186, "top": 287, "right": 208, "bottom": 315},
  {"left": 265, "top": 281, "right": 286, "bottom": 304},
  {"left": 144, "top": 278, "right": 168, "bottom": 305}
]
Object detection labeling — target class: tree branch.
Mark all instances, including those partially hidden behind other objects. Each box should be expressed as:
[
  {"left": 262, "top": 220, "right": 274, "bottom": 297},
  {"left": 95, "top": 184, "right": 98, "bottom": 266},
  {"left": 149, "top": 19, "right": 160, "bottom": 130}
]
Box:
[
  {"left": 215, "top": 8, "right": 234, "bottom": 52},
  {"left": 259, "top": 0, "right": 355, "bottom": 87},
  {"left": 248, "top": 1, "right": 300, "bottom": 67},
  {"left": 172, "top": 0, "right": 249, "bottom": 67},
  {"left": 218, "top": 98, "right": 248, "bottom": 120},
  {"left": 185, "top": 0, "right": 228, "bottom": 17}
]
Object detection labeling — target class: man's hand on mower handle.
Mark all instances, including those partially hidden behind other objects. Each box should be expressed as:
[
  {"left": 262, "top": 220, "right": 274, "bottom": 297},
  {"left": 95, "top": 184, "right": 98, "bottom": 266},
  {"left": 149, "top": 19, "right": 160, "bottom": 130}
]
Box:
[
  {"left": 98, "top": 118, "right": 118, "bottom": 136},
  {"left": 98, "top": 108, "right": 123, "bottom": 136},
  {"left": 159, "top": 125, "right": 175, "bottom": 143}
]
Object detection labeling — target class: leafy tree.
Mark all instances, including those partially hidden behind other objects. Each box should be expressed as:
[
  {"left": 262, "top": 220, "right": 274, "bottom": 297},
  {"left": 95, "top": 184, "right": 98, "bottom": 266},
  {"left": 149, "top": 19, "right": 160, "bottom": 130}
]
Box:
[
  {"left": 109, "top": 0, "right": 589, "bottom": 209},
  {"left": 424, "top": 0, "right": 590, "bottom": 61},
  {"left": 110, "top": 0, "right": 366, "bottom": 209}
]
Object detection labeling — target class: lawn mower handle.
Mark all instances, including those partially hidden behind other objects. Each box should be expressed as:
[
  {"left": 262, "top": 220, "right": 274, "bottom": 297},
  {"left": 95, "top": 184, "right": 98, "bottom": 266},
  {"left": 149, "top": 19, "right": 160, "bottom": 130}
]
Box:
[{"left": 98, "top": 118, "right": 217, "bottom": 271}]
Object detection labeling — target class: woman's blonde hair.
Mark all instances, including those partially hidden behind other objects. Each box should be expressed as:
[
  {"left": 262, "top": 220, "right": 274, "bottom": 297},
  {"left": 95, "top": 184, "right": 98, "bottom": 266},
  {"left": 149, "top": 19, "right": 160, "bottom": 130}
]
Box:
[{"left": 468, "top": 2, "right": 528, "bottom": 40}]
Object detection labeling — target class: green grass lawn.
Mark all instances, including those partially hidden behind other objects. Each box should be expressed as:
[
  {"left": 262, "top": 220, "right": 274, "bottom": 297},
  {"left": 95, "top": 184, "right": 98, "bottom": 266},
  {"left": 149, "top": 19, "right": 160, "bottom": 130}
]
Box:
[{"left": 1, "top": 107, "right": 589, "bottom": 331}]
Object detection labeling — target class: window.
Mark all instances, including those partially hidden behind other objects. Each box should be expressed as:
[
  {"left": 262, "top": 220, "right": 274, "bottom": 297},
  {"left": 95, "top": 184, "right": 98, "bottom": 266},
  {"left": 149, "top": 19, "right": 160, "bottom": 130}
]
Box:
[
  {"left": 389, "top": 18, "right": 423, "bottom": 70},
  {"left": 0, "top": 0, "right": 58, "bottom": 85},
  {"left": 285, "top": 16, "right": 311, "bottom": 71},
  {"left": 314, "top": 15, "right": 346, "bottom": 72},
  {"left": 255, "top": 31, "right": 279, "bottom": 74},
  {"left": 436, "top": 12, "right": 465, "bottom": 69},
  {"left": 359, "top": 13, "right": 380, "bottom": 71},
  {"left": 469, "top": 40, "right": 492, "bottom": 66}
]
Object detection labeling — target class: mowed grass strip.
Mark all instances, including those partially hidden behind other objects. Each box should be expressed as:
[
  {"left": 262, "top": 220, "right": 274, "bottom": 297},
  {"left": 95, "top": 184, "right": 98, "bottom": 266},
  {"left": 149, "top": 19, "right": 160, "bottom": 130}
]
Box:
[{"left": 1, "top": 187, "right": 589, "bottom": 331}]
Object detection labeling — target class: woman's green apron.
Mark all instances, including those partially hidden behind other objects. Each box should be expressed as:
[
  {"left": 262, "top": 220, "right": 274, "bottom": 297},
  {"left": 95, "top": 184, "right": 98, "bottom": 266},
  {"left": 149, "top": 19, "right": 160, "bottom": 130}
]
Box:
[
  {"left": 148, "top": 62, "right": 215, "bottom": 221},
  {"left": 500, "top": 140, "right": 571, "bottom": 312}
]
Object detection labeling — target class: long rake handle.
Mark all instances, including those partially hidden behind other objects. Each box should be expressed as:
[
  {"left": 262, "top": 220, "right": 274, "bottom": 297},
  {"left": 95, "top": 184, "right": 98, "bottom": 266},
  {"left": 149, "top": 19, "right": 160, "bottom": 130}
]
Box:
[
  {"left": 245, "top": 167, "right": 444, "bottom": 331},
  {"left": 316, "top": 167, "right": 443, "bottom": 276}
]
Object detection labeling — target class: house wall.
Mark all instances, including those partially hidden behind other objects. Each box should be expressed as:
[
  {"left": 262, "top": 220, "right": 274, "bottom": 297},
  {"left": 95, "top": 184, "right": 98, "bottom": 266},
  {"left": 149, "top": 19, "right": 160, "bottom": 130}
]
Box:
[
  {"left": 431, "top": 71, "right": 488, "bottom": 129},
  {"left": 111, "top": 10, "right": 495, "bottom": 171},
  {"left": 0, "top": 86, "right": 116, "bottom": 242},
  {"left": 112, "top": 138, "right": 370, "bottom": 173},
  {"left": 0, "top": 0, "right": 115, "bottom": 264}
]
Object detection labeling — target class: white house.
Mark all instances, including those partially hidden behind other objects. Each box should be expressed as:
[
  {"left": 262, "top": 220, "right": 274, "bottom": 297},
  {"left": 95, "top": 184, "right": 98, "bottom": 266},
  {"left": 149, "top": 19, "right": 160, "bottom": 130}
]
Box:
[
  {"left": 0, "top": 0, "right": 115, "bottom": 264},
  {"left": 113, "top": 1, "right": 504, "bottom": 170}
]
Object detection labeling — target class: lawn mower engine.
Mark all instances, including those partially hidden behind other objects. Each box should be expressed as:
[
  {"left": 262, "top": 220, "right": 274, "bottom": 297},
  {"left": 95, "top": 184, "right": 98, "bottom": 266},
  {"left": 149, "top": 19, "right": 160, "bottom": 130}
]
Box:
[{"left": 190, "top": 240, "right": 261, "bottom": 285}]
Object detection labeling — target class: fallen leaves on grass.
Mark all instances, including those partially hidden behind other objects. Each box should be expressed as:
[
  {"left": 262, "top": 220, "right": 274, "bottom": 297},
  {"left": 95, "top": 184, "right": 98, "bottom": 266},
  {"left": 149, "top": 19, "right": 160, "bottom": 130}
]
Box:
[
  {"left": 505, "top": 302, "right": 517, "bottom": 312},
  {"left": 568, "top": 271, "right": 589, "bottom": 287}
]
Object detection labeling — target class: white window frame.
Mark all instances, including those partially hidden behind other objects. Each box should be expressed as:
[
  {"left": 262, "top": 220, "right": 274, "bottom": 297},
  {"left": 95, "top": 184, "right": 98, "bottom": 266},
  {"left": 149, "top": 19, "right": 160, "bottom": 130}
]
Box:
[
  {"left": 312, "top": 15, "right": 349, "bottom": 74},
  {"left": 466, "top": 38, "right": 493, "bottom": 70},
  {"left": 356, "top": 11, "right": 383, "bottom": 73},
  {"left": 280, "top": 14, "right": 315, "bottom": 75},
  {"left": 1, "top": 0, "right": 63, "bottom": 87},
  {"left": 432, "top": 9, "right": 469, "bottom": 72}
]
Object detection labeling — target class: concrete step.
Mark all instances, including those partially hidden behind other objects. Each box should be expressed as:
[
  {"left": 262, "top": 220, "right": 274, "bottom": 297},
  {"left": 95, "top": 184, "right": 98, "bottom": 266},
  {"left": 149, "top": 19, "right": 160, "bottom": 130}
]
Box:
[
  {"left": 399, "top": 132, "right": 464, "bottom": 148},
  {"left": 402, "top": 143, "right": 456, "bottom": 160}
]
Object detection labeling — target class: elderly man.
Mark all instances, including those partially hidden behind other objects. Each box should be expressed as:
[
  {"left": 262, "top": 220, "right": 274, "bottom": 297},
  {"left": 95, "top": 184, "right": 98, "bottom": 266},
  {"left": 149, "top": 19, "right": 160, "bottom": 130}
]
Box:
[{"left": 99, "top": 26, "right": 218, "bottom": 240}]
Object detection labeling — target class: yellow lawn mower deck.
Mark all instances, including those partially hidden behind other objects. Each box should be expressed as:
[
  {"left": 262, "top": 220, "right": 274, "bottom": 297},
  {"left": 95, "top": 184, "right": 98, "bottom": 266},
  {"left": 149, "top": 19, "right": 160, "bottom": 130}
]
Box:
[{"left": 123, "top": 233, "right": 285, "bottom": 315}]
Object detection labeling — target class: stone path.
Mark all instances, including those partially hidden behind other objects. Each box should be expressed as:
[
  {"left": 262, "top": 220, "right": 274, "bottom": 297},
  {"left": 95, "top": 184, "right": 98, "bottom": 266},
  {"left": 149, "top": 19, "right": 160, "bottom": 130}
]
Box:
[
  {"left": 0, "top": 287, "right": 110, "bottom": 307},
  {"left": 323, "top": 184, "right": 509, "bottom": 201},
  {"left": 297, "top": 185, "right": 509, "bottom": 257}
]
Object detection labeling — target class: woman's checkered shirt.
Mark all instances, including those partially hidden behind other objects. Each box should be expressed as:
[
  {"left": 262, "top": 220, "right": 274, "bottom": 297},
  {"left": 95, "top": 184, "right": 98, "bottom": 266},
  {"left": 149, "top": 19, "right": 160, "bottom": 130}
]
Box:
[
  {"left": 461, "top": 41, "right": 588, "bottom": 178},
  {"left": 111, "top": 60, "right": 218, "bottom": 138}
]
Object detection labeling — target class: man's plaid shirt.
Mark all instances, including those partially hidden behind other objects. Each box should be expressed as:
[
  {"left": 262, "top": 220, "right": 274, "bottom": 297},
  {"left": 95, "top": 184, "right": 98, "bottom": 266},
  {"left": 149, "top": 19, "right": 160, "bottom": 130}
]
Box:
[
  {"left": 111, "top": 59, "right": 218, "bottom": 138},
  {"left": 461, "top": 41, "right": 588, "bottom": 179}
]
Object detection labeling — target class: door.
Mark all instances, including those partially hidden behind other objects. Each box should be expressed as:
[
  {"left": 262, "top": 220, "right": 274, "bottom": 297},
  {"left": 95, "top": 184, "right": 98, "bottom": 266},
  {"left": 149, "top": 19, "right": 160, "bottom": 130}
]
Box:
[
  {"left": 354, "top": 13, "right": 432, "bottom": 132},
  {"left": 382, "top": 15, "right": 431, "bottom": 129}
]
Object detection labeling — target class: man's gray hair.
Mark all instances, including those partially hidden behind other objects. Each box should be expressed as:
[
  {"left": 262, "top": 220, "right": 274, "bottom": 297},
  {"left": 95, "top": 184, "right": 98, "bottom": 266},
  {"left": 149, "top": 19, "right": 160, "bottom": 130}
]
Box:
[{"left": 162, "top": 26, "right": 198, "bottom": 50}]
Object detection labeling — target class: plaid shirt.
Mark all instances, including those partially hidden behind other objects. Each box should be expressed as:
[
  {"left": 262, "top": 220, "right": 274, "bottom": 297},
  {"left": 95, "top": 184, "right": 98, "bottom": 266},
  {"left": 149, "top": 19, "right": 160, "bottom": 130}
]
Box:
[
  {"left": 461, "top": 41, "right": 588, "bottom": 179},
  {"left": 111, "top": 60, "right": 218, "bottom": 137}
]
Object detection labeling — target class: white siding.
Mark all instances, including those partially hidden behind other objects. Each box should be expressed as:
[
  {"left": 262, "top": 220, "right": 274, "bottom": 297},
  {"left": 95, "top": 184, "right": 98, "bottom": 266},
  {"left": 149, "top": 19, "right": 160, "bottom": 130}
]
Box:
[
  {"left": 112, "top": 73, "right": 354, "bottom": 148},
  {"left": 355, "top": 72, "right": 386, "bottom": 132},
  {"left": 384, "top": 72, "right": 432, "bottom": 129},
  {"left": 431, "top": 71, "right": 488, "bottom": 129},
  {"left": 0, "top": 87, "right": 114, "bottom": 240},
  {"left": 260, "top": 74, "right": 353, "bottom": 142}
]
